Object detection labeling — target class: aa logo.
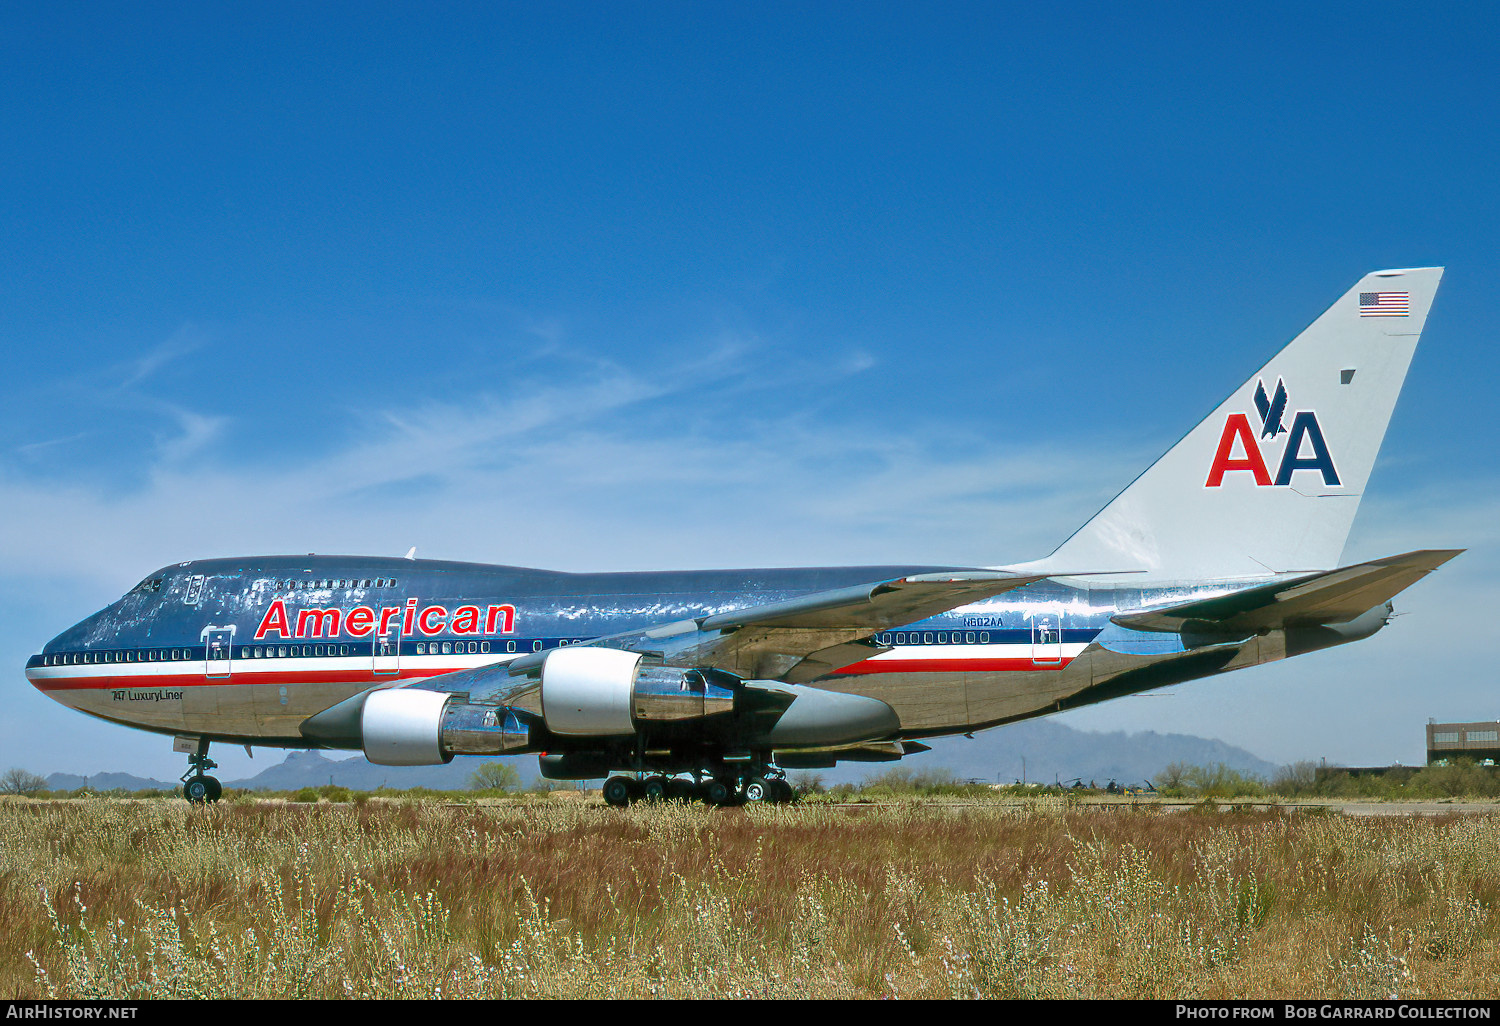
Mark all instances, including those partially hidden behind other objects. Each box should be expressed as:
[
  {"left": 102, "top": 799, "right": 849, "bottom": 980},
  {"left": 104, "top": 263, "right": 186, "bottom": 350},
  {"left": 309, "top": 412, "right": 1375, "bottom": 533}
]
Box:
[{"left": 1205, "top": 378, "right": 1340, "bottom": 488}]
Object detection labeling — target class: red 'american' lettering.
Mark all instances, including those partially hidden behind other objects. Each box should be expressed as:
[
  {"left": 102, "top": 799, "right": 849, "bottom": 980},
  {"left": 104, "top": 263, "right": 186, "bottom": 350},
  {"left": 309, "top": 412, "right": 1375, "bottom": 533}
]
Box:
[{"left": 254, "top": 600, "right": 516, "bottom": 640}]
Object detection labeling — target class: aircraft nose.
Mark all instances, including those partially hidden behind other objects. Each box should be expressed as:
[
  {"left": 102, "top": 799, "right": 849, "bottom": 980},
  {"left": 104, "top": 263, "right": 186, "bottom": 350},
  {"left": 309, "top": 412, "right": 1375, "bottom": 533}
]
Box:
[{"left": 27, "top": 601, "right": 127, "bottom": 692}]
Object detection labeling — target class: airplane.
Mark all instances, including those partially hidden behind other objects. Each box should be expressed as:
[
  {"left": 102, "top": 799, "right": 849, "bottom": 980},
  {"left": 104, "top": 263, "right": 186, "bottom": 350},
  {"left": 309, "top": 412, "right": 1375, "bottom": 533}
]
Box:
[{"left": 25, "top": 267, "right": 1459, "bottom": 806}]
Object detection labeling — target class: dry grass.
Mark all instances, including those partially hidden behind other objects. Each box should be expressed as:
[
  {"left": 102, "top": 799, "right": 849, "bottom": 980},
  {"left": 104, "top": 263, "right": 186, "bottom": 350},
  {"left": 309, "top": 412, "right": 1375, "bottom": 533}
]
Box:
[{"left": 1, "top": 796, "right": 1497, "bottom": 998}]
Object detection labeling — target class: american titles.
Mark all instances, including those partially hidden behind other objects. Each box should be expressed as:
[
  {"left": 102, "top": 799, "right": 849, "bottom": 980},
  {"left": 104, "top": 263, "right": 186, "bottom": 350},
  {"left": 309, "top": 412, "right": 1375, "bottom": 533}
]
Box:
[{"left": 254, "top": 598, "right": 517, "bottom": 641}]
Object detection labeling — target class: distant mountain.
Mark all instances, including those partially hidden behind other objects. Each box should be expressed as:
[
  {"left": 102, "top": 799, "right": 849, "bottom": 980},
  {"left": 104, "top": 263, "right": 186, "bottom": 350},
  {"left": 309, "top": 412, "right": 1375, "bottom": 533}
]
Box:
[
  {"left": 46, "top": 771, "right": 180, "bottom": 792},
  {"left": 815, "top": 719, "right": 1282, "bottom": 787},
  {"left": 44, "top": 720, "right": 1279, "bottom": 793},
  {"left": 224, "top": 750, "right": 534, "bottom": 791},
  {"left": 46, "top": 753, "right": 535, "bottom": 793}
]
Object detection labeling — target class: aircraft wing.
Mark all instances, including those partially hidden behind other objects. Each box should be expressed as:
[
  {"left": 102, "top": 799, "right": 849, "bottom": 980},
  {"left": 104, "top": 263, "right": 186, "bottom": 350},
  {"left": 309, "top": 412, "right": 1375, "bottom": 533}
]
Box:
[
  {"left": 1111, "top": 549, "right": 1462, "bottom": 635},
  {"left": 500, "top": 569, "right": 1063, "bottom": 683}
]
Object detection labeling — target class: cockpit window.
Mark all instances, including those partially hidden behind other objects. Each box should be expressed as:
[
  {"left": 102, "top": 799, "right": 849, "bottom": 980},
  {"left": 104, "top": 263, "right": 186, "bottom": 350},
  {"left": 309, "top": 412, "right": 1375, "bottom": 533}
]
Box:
[{"left": 128, "top": 577, "right": 165, "bottom": 596}]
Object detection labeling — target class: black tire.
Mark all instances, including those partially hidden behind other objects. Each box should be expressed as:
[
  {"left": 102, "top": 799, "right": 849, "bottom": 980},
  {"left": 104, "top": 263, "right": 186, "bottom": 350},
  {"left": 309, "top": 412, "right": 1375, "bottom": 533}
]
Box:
[
  {"left": 664, "top": 778, "right": 695, "bottom": 802},
  {"left": 743, "top": 777, "right": 771, "bottom": 803},
  {"left": 602, "top": 776, "right": 633, "bottom": 807},
  {"left": 183, "top": 777, "right": 211, "bottom": 804},
  {"left": 204, "top": 776, "right": 223, "bottom": 802},
  {"left": 642, "top": 777, "right": 667, "bottom": 802},
  {"left": 702, "top": 779, "right": 732, "bottom": 806},
  {"left": 769, "top": 778, "right": 794, "bottom": 803}
]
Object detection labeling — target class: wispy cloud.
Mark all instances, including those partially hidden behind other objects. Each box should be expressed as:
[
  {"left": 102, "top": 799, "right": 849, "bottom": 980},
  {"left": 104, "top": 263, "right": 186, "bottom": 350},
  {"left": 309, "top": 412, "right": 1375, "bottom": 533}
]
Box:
[
  {"left": 15, "top": 432, "right": 91, "bottom": 457},
  {"left": 0, "top": 335, "right": 1137, "bottom": 589},
  {"left": 119, "top": 324, "right": 206, "bottom": 389}
]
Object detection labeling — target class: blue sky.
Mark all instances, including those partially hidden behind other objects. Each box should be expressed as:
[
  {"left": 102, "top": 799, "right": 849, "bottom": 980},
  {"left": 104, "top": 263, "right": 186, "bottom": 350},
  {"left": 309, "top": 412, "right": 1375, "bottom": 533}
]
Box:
[{"left": 3, "top": 3, "right": 1496, "bottom": 780}]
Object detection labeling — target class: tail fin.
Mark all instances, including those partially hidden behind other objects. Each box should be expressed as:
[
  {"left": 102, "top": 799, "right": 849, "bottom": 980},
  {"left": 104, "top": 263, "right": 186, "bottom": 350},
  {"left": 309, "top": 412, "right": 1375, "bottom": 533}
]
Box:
[{"left": 1035, "top": 267, "right": 1443, "bottom": 581}]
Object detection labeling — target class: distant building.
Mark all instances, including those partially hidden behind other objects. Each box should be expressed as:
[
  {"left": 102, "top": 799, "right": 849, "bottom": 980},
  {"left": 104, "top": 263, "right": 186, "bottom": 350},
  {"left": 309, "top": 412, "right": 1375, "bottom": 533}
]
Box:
[{"left": 1426, "top": 721, "right": 1500, "bottom": 765}]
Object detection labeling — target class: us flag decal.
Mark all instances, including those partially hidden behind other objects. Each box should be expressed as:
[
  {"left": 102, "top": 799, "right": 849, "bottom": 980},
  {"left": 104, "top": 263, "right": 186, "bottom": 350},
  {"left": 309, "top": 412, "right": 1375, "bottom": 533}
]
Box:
[{"left": 1359, "top": 292, "right": 1410, "bottom": 316}]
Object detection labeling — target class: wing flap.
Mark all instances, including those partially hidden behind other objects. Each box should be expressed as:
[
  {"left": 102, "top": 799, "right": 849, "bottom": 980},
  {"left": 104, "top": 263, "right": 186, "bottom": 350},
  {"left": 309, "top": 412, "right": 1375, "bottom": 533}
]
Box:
[{"left": 1113, "top": 549, "right": 1462, "bottom": 634}]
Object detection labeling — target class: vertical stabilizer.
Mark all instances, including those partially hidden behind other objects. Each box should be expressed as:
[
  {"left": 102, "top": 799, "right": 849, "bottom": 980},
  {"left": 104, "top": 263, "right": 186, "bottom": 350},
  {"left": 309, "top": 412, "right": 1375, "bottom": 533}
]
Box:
[{"left": 1037, "top": 268, "right": 1443, "bottom": 581}]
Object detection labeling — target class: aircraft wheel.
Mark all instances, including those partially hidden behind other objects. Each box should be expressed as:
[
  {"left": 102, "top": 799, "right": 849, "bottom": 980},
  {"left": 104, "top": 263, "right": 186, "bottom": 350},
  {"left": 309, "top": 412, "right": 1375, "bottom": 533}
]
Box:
[
  {"left": 641, "top": 777, "right": 667, "bottom": 802},
  {"left": 602, "top": 776, "right": 633, "bottom": 807},
  {"left": 204, "top": 776, "right": 223, "bottom": 802},
  {"left": 743, "top": 777, "right": 771, "bottom": 803},
  {"left": 769, "top": 779, "right": 794, "bottom": 804},
  {"left": 664, "top": 778, "right": 695, "bottom": 802},
  {"left": 183, "top": 776, "right": 212, "bottom": 804},
  {"left": 701, "top": 779, "right": 732, "bottom": 806}
]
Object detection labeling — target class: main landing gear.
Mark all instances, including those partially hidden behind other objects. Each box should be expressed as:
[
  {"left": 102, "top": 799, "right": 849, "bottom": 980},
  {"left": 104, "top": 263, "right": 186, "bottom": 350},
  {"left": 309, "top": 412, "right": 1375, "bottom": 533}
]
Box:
[
  {"left": 602, "top": 771, "right": 795, "bottom": 808},
  {"left": 179, "top": 740, "right": 222, "bottom": 804}
]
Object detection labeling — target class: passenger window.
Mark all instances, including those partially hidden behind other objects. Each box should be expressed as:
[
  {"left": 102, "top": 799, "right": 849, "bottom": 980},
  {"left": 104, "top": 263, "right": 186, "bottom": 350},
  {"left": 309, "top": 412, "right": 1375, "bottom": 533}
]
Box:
[
  {"left": 481, "top": 642, "right": 490, "bottom": 653},
  {"left": 532, "top": 640, "right": 542, "bottom": 652},
  {"left": 442, "top": 642, "right": 452, "bottom": 654},
  {"left": 506, "top": 641, "right": 515, "bottom": 653},
  {"left": 980, "top": 632, "right": 990, "bottom": 643}
]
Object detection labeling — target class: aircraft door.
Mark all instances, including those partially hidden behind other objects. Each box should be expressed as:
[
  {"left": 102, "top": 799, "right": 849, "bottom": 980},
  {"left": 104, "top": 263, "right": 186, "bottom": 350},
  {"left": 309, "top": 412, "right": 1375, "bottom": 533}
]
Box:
[
  {"left": 204, "top": 626, "right": 235, "bottom": 679},
  {"left": 374, "top": 624, "right": 401, "bottom": 676},
  {"left": 1031, "top": 613, "right": 1062, "bottom": 666}
]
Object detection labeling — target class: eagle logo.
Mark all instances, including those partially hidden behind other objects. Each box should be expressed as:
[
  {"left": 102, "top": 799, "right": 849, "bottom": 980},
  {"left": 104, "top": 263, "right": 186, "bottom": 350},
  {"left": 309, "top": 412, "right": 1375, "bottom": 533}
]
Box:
[{"left": 1253, "top": 379, "right": 1288, "bottom": 439}]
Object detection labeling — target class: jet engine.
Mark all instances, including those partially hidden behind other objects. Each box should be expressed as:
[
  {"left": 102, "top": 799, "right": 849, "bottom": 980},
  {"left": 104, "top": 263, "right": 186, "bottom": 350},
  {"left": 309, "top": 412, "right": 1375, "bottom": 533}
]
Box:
[
  {"left": 360, "top": 688, "right": 529, "bottom": 766},
  {"left": 534, "top": 646, "right": 736, "bottom": 735}
]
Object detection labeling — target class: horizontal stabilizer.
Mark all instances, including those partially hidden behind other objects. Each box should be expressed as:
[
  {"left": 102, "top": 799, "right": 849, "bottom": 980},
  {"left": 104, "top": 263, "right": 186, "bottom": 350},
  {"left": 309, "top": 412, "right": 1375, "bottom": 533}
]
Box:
[{"left": 1113, "top": 549, "right": 1462, "bottom": 634}]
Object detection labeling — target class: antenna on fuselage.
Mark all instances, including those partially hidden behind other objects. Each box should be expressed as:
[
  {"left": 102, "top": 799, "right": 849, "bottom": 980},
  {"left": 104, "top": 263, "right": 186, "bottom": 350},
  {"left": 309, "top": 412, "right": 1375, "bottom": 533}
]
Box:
[{"left": 404, "top": 547, "right": 417, "bottom": 560}]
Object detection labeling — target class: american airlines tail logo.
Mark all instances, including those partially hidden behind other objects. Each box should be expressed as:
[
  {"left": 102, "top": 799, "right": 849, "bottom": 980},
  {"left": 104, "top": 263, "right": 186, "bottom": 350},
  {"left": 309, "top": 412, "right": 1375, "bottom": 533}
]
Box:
[{"left": 1205, "top": 378, "right": 1340, "bottom": 488}]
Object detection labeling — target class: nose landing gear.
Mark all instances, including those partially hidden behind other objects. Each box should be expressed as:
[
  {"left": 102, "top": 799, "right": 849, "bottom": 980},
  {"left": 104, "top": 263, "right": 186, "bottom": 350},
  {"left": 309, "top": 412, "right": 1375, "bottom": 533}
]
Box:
[{"left": 177, "top": 739, "right": 222, "bottom": 804}]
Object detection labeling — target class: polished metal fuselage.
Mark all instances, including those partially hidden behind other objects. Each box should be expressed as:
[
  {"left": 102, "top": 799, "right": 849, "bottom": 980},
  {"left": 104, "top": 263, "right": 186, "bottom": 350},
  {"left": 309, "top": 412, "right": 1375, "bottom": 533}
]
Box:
[{"left": 25, "top": 554, "right": 1343, "bottom": 749}]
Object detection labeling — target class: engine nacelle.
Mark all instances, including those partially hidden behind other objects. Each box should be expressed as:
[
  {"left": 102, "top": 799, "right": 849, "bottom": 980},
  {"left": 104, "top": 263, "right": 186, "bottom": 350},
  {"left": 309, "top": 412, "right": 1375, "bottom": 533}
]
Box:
[
  {"left": 537, "top": 646, "right": 736, "bottom": 735},
  {"left": 362, "top": 688, "right": 451, "bottom": 766},
  {"left": 360, "top": 688, "right": 530, "bottom": 766}
]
